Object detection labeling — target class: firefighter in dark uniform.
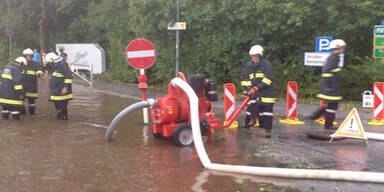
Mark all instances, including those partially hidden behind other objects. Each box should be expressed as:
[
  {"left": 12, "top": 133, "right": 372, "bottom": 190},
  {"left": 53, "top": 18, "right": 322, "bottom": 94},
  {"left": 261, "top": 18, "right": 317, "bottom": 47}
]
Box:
[
  {"left": 0, "top": 57, "right": 27, "bottom": 120},
  {"left": 21, "top": 48, "right": 44, "bottom": 115},
  {"left": 241, "top": 45, "right": 275, "bottom": 137},
  {"left": 46, "top": 52, "right": 73, "bottom": 120},
  {"left": 311, "top": 39, "right": 347, "bottom": 129}
]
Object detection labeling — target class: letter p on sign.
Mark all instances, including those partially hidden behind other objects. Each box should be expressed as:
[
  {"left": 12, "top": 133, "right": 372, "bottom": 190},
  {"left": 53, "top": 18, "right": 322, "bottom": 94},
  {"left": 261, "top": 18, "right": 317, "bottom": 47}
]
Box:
[{"left": 316, "top": 37, "right": 333, "bottom": 52}]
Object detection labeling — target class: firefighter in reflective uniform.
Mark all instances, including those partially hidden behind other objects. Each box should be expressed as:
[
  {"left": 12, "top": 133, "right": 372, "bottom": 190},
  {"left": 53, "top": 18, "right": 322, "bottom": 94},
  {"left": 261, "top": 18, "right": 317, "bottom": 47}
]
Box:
[
  {"left": 45, "top": 52, "right": 73, "bottom": 120},
  {"left": 21, "top": 48, "right": 44, "bottom": 115},
  {"left": 241, "top": 45, "right": 275, "bottom": 137},
  {"left": 0, "top": 57, "right": 27, "bottom": 120},
  {"left": 311, "top": 39, "right": 347, "bottom": 129}
]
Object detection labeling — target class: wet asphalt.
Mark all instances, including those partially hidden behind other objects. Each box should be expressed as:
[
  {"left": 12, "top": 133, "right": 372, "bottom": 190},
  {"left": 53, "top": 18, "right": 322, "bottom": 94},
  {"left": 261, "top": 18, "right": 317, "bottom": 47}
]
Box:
[{"left": 0, "top": 78, "right": 384, "bottom": 191}]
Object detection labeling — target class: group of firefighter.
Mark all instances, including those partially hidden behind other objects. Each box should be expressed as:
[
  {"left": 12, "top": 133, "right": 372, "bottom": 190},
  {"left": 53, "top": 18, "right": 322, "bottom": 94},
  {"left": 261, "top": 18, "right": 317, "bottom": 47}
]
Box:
[
  {"left": 0, "top": 49, "right": 73, "bottom": 120},
  {"left": 1, "top": 39, "right": 347, "bottom": 135},
  {"left": 241, "top": 39, "right": 347, "bottom": 138}
]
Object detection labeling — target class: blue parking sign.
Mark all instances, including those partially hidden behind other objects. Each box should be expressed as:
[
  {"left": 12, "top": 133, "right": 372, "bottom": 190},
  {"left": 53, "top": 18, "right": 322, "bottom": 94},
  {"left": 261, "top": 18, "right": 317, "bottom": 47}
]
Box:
[{"left": 316, "top": 37, "right": 333, "bottom": 52}]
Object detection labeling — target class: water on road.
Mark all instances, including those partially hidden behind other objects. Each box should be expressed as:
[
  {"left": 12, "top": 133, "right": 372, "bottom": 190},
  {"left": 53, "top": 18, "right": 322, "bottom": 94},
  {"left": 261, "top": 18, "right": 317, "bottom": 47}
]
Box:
[{"left": 1, "top": 79, "right": 384, "bottom": 191}]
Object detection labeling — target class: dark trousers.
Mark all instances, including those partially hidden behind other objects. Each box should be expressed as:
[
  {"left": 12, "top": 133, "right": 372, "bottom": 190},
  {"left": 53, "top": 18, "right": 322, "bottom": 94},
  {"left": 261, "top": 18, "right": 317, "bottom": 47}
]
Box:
[
  {"left": 312, "top": 101, "right": 339, "bottom": 129},
  {"left": 1, "top": 105, "right": 22, "bottom": 120},
  {"left": 248, "top": 93, "right": 259, "bottom": 117},
  {"left": 54, "top": 100, "right": 68, "bottom": 120},
  {"left": 257, "top": 103, "right": 274, "bottom": 130},
  {"left": 22, "top": 97, "right": 36, "bottom": 115},
  {"left": 244, "top": 94, "right": 259, "bottom": 126}
]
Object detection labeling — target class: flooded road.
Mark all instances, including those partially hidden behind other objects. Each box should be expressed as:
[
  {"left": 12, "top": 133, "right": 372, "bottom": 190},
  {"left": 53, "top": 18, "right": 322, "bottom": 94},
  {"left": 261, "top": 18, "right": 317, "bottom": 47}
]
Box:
[{"left": 1, "top": 79, "right": 384, "bottom": 191}]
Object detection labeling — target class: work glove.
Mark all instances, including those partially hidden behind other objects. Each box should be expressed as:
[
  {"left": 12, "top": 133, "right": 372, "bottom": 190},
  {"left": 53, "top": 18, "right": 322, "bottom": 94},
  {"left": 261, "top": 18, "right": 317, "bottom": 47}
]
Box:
[
  {"left": 247, "top": 86, "right": 259, "bottom": 95},
  {"left": 61, "top": 87, "right": 68, "bottom": 95}
]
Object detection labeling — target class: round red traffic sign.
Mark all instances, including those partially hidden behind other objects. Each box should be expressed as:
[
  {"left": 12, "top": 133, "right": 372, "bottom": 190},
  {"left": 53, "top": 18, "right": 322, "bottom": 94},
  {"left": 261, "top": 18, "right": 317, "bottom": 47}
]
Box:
[{"left": 125, "top": 38, "right": 156, "bottom": 69}]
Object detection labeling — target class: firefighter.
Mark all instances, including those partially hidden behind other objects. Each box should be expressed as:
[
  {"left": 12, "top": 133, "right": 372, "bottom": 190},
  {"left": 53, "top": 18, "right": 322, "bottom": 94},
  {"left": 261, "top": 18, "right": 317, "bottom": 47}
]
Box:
[
  {"left": 0, "top": 57, "right": 27, "bottom": 120},
  {"left": 241, "top": 45, "right": 275, "bottom": 137},
  {"left": 22, "top": 48, "right": 44, "bottom": 115},
  {"left": 45, "top": 52, "right": 73, "bottom": 120},
  {"left": 310, "top": 39, "right": 347, "bottom": 130}
]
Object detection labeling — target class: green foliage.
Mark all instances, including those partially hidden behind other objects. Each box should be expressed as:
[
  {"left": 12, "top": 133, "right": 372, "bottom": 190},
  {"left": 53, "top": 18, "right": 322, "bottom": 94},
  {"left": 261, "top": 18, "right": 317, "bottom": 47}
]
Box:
[
  {"left": 343, "top": 57, "right": 384, "bottom": 100},
  {"left": 0, "top": 0, "right": 384, "bottom": 101}
]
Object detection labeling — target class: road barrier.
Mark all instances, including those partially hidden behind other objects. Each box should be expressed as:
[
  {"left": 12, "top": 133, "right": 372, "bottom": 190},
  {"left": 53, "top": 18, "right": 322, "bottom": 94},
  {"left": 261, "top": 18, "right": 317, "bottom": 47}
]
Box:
[
  {"left": 368, "top": 82, "right": 384, "bottom": 125},
  {"left": 223, "top": 83, "right": 238, "bottom": 128},
  {"left": 280, "top": 81, "right": 304, "bottom": 125}
]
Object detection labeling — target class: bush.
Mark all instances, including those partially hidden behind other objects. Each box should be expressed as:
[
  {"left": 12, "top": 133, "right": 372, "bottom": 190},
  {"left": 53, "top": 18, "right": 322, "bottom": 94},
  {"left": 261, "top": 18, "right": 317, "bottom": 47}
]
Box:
[{"left": 343, "top": 57, "right": 384, "bottom": 100}]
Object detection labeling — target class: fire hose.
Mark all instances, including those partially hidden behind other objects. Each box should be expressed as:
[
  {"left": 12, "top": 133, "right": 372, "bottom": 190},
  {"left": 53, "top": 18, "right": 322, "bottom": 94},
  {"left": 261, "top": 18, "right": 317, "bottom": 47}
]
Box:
[
  {"left": 105, "top": 99, "right": 157, "bottom": 142},
  {"left": 171, "top": 77, "right": 384, "bottom": 183}
]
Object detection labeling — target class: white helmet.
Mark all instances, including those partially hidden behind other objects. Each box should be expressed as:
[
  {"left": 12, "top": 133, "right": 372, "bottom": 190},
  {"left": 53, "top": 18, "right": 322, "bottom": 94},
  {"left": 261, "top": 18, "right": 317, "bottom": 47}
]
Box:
[
  {"left": 329, "top": 39, "right": 346, "bottom": 49},
  {"left": 22, "top": 48, "right": 34, "bottom": 55},
  {"left": 15, "top": 57, "right": 27, "bottom": 65},
  {"left": 249, "top": 45, "right": 264, "bottom": 56},
  {"left": 45, "top": 52, "right": 62, "bottom": 63}
]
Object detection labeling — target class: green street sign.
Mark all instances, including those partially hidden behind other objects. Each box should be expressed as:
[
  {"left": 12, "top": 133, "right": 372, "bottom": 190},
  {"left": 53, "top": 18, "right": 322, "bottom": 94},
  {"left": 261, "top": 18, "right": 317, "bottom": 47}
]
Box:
[
  {"left": 374, "top": 36, "right": 384, "bottom": 47},
  {"left": 374, "top": 25, "right": 384, "bottom": 36},
  {"left": 373, "top": 47, "right": 384, "bottom": 58}
]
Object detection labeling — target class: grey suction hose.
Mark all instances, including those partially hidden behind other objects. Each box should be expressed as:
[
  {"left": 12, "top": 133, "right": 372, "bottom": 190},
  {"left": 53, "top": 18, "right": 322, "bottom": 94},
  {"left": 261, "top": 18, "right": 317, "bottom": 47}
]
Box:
[{"left": 105, "top": 99, "right": 157, "bottom": 142}]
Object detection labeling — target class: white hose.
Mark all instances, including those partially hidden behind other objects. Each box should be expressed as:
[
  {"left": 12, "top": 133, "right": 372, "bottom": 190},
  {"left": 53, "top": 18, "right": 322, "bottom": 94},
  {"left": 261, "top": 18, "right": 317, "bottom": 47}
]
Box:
[
  {"left": 366, "top": 132, "right": 384, "bottom": 141},
  {"left": 171, "top": 77, "right": 384, "bottom": 183}
]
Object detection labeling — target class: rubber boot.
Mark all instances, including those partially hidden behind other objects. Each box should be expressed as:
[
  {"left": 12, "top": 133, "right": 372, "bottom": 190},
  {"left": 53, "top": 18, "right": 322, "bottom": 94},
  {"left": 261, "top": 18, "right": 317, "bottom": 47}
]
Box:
[
  {"left": 244, "top": 115, "right": 255, "bottom": 128},
  {"left": 20, "top": 106, "right": 27, "bottom": 115},
  {"left": 11, "top": 113, "right": 20, "bottom": 120},
  {"left": 2, "top": 111, "right": 10, "bottom": 120},
  {"left": 265, "top": 129, "right": 272, "bottom": 138},
  {"left": 28, "top": 106, "right": 35, "bottom": 115}
]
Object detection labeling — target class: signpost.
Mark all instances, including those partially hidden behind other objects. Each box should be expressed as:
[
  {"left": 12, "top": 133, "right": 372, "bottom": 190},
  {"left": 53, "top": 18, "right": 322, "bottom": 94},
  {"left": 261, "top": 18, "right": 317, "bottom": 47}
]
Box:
[
  {"left": 316, "top": 37, "right": 333, "bottom": 52},
  {"left": 304, "top": 36, "right": 333, "bottom": 67},
  {"left": 168, "top": 0, "right": 187, "bottom": 75},
  {"left": 304, "top": 52, "right": 331, "bottom": 67},
  {"left": 125, "top": 38, "right": 156, "bottom": 124},
  {"left": 374, "top": 25, "right": 384, "bottom": 59},
  {"left": 7, "top": 28, "right": 14, "bottom": 62}
]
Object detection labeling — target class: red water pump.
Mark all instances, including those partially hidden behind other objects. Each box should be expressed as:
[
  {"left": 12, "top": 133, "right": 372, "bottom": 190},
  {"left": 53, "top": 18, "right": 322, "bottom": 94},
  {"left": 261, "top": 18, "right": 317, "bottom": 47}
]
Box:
[{"left": 151, "top": 72, "right": 221, "bottom": 146}]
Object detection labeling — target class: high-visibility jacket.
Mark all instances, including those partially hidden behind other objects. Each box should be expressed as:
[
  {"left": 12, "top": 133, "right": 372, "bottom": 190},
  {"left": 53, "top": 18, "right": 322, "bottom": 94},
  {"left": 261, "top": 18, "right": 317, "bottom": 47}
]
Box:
[
  {"left": 0, "top": 64, "right": 25, "bottom": 106},
  {"left": 317, "top": 53, "right": 343, "bottom": 101},
  {"left": 241, "top": 58, "right": 275, "bottom": 103},
  {"left": 22, "top": 60, "right": 43, "bottom": 98},
  {"left": 49, "top": 60, "right": 73, "bottom": 101}
]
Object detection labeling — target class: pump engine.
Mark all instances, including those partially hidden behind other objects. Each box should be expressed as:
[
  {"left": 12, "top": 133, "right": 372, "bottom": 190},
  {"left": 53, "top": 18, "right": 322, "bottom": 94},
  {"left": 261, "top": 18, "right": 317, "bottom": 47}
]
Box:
[{"left": 150, "top": 73, "right": 220, "bottom": 146}]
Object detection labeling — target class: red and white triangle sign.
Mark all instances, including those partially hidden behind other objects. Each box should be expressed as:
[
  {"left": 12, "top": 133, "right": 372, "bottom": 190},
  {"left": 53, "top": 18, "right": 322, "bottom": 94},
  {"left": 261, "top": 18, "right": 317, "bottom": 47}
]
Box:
[{"left": 330, "top": 108, "right": 367, "bottom": 141}]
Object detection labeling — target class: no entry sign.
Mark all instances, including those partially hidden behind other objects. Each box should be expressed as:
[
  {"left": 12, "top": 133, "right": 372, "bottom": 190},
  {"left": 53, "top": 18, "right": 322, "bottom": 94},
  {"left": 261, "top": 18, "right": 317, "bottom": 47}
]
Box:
[{"left": 125, "top": 38, "right": 156, "bottom": 69}]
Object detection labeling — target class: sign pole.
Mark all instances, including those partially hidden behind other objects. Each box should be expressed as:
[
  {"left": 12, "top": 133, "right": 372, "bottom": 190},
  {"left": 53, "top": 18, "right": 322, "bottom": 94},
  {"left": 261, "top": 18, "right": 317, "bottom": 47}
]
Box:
[
  {"left": 9, "top": 35, "right": 12, "bottom": 62},
  {"left": 139, "top": 69, "right": 149, "bottom": 124},
  {"left": 125, "top": 38, "right": 156, "bottom": 125},
  {"left": 175, "top": 0, "right": 180, "bottom": 74}
]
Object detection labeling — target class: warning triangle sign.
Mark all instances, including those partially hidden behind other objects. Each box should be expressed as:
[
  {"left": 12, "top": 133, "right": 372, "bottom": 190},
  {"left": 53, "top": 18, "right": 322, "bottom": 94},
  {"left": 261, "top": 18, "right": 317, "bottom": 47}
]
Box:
[{"left": 331, "top": 108, "right": 367, "bottom": 140}]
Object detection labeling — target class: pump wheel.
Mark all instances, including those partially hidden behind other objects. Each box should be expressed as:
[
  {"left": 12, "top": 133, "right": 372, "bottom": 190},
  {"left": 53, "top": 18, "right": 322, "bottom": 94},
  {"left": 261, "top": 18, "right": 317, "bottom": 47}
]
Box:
[{"left": 172, "top": 123, "right": 193, "bottom": 146}]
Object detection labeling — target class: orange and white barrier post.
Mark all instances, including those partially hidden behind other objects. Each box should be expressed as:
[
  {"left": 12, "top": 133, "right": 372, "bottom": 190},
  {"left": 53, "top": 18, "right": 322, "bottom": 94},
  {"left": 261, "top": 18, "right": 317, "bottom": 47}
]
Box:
[
  {"left": 280, "top": 81, "right": 304, "bottom": 125},
  {"left": 314, "top": 100, "right": 326, "bottom": 124},
  {"left": 368, "top": 82, "right": 384, "bottom": 125},
  {"left": 223, "top": 83, "right": 238, "bottom": 128}
]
